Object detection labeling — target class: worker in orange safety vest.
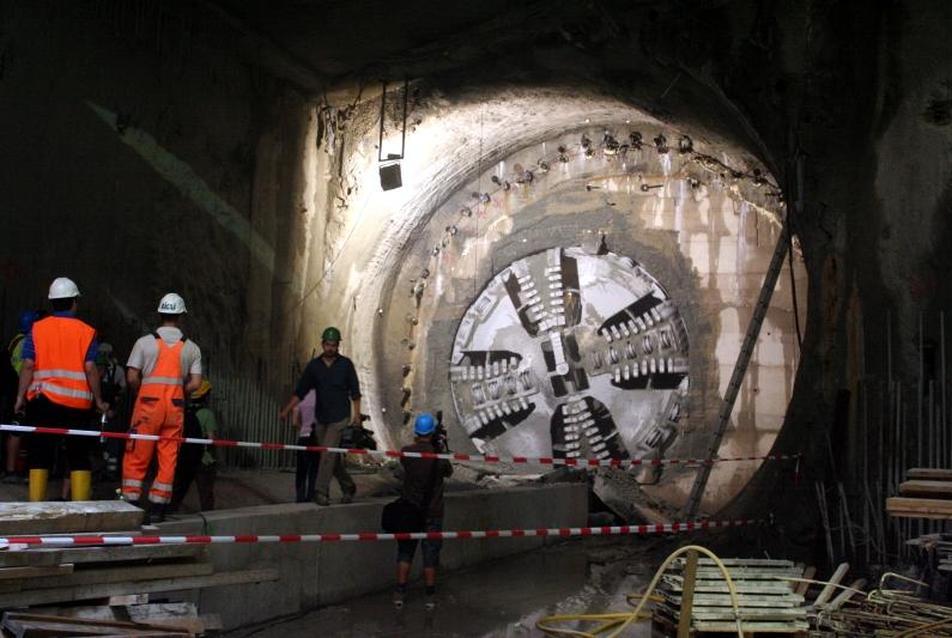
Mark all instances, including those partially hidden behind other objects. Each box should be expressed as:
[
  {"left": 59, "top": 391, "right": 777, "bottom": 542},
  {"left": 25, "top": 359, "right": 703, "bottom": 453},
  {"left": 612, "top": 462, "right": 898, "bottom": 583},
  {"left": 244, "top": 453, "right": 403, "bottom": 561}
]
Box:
[
  {"left": 122, "top": 293, "right": 202, "bottom": 523},
  {"left": 14, "top": 277, "right": 109, "bottom": 502}
]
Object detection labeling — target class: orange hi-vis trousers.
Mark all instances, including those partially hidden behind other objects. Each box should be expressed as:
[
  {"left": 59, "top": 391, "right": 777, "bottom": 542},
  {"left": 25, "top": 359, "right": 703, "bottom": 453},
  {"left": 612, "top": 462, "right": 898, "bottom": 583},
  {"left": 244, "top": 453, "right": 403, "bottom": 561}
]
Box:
[{"left": 122, "top": 336, "right": 186, "bottom": 505}]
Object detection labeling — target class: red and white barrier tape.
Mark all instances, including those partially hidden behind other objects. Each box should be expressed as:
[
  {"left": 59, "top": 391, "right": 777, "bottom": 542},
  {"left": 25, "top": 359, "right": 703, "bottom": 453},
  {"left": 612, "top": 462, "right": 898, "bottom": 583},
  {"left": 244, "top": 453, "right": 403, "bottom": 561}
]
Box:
[
  {"left": 0, "top": 423, "right": 799, "bottom": 469},
  {"left": 0, "top": 518, "right": 764, "bottom": 548}
]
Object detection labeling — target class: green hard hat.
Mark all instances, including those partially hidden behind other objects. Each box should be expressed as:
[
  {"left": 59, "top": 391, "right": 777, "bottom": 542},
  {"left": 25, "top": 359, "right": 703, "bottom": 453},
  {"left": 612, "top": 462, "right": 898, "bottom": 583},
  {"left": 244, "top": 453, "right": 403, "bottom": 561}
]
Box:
[{"left": 322, "top": 326, "right": 342, "bottom": 342}]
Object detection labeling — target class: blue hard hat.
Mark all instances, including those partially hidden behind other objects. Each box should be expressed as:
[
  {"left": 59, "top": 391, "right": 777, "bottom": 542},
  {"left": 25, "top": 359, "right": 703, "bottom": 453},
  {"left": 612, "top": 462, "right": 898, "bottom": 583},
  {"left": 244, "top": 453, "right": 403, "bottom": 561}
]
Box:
[
  {"left": 17, "top": 310, "right": 38, "bottom": 334},
  {"left": 414, "top": 412, "right": 436, "bottom": 436}
]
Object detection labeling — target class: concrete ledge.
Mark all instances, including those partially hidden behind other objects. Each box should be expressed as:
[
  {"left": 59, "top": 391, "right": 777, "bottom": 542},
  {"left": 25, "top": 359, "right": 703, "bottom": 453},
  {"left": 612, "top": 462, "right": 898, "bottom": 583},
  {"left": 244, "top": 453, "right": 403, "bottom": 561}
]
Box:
[{"left": 159, "top": 483, "right": 587, "bottom": 629}]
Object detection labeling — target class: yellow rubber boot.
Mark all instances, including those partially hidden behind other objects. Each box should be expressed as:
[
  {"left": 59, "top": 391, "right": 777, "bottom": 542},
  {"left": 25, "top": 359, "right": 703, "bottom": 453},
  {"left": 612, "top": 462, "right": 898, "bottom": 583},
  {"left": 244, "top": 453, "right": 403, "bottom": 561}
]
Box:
[
  {"left": 28, "top": 469, "right": 48, "bottom": 502},
  {"left": 70, "top": 470, "right": 92, "bottom": 501}
]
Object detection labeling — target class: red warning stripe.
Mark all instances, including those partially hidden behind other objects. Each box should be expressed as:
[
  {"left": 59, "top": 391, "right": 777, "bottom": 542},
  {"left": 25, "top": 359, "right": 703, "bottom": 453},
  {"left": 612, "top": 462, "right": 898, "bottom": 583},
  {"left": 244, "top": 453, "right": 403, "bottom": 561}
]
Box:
[
  {"left": 0, "top": 424, "right": 799, "bottom": 470},
  {"left": 0, "top": 518, "right": 764, "bottom": 548}
]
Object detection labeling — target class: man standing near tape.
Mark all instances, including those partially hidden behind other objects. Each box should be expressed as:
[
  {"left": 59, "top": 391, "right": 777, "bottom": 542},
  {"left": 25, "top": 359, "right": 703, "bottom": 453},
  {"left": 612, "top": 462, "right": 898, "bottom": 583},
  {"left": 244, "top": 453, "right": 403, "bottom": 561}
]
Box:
[
  {"left": 14, "top": 278, "right": 108, "bottom": 501},
  {"left": 393, "top": 412, "right": 453, "bottom": 610},
  {"left": 122, "top": 293, "right": 202, "bottom": 523},
  {"left": 279, "top": 327, "right": 358, "bottom": 506}
]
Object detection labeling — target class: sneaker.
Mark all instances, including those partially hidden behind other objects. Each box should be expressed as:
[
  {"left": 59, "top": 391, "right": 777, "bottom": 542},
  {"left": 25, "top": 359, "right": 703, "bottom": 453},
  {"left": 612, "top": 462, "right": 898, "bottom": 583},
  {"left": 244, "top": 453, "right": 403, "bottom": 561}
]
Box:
[
  {"left": 315, "top": 494, "right": 330, "bottom": 506},
  {"left": 392, "top": 589, "right": 405, "bottom": 610},
  {"left": 424, "top": 596, "right": 436, "bottom": 611},
  {"left": 340, "top": 493, "right": 355, "bottom": 504}
]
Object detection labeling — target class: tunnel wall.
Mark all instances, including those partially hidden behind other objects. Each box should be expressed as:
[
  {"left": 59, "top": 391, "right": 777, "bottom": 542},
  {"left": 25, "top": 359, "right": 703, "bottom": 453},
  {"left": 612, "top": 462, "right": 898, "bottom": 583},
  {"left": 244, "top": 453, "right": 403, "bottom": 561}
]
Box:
[{"left": 0, "top": 1, "right": 310, "bottom": 369}]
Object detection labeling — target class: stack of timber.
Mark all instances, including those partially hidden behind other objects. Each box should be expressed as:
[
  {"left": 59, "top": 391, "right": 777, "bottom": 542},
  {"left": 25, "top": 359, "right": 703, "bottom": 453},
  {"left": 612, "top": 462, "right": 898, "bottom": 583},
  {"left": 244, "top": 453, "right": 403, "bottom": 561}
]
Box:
[
  {"left": 653, "top": 556, "right": 809, "bottom": 636},
  {"left": 0, "top": 502, "right": 278, "bottom": 633},
  {"left": 887, "top": 468, "right": 952, "bottom": 519}
]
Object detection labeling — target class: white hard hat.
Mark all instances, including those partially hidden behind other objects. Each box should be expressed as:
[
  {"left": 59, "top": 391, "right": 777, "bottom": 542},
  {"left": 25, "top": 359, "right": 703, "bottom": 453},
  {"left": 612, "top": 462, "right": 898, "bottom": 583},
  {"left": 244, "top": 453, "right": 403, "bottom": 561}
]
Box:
[
  {"left": 48, "top": 277, "right": 81, "bottom": 300},
  {"left": 157, "top": 293, "right": 187, "bottom": 315}
]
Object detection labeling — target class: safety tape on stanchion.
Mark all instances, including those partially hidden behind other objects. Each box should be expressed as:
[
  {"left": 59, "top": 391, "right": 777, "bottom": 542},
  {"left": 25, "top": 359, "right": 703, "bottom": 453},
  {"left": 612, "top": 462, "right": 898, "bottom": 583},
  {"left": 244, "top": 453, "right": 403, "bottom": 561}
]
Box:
[
  {"left": 0, "top": 518, "right": 765, "bottom": 548},
  {"left": 0, "top": 423, "right": 800, "bottom": 469}
]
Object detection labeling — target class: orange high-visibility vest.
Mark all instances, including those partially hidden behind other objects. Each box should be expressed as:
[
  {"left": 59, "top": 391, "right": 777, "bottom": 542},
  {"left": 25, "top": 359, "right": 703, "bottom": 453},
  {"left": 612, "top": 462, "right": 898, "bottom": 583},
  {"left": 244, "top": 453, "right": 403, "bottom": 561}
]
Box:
[
  {"left": 139, "top": 334, "right": 185, "bottom": 401},
  {"left": 26, "top": 316, "right": 95, "bottom": 410}
]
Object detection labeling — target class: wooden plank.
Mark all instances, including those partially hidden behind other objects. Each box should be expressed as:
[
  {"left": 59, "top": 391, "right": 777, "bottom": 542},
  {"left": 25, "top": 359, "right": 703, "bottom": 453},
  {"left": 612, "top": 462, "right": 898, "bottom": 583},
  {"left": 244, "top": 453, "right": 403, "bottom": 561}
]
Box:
[
  {"left": 794, "top": 566, "right": 816, "bottom": 596},
  {"left": 0, "top": 502, "right": 143, "bottom": 535},
  {"left": 899, "top": 480, "right": 952, "bottom": 498},
  {"left": 693, "top": 620, "right": 809, "bottom": 632},
  {"left": 663, "top": 593, "right": 805, "bottom": 608},
  {"left": 887, "top": 497, "right": 952, "bottom": 519},
  {"left": 0, "top": 551, "right": 64, "bottom": 569},
  {"left": 813, "top": 562, "right": 848, "bottom": 607},
  {"left": 20, "top": 561, "right": 213, "bottom": 590},
  {"left": 674, "top": 558, "right": 797, "bottom": 568},
  {"left": 907, "top": 468, "right": 952, "bottom": 481},
  {"left": 676, "top": 567, "right": 803, "bottom": 580},
  {"left": 1, "top": 612, "right": 186, "bottom": 636},
  {"left": 677, "top": 549, "right": 698, "bottom": 638},
  {"left": 661, "top": 576, "right": 794, "bottom": 594},
  {"left": 0, "top": 568, "right": 280, "bottom": 608},
  {"left": 21, "top": 544, "right": 205, "bottom": 565},
  {"left": 45, "top": 603, "right": 204, "bottom": 635},
  {"left": 0, "top": 565, "right": 73, "bottom": 581},
  {"left": 829, "top": 578, "right": 866, "bottom": 610}
]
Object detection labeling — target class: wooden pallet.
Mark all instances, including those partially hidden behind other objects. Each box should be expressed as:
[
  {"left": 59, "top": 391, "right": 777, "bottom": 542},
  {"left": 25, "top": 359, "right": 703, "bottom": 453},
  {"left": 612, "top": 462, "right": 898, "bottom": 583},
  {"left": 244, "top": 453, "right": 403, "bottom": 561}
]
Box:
[{"left": 654, "top": 555, "right": 809, "bottom": 636}]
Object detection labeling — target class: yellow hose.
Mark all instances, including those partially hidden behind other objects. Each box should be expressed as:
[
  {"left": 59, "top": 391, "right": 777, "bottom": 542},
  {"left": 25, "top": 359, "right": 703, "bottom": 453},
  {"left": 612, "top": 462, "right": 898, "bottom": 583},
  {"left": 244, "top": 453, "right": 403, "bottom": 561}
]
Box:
[{"left": 536, "top": 544, "right": 745, "bottom": 638}]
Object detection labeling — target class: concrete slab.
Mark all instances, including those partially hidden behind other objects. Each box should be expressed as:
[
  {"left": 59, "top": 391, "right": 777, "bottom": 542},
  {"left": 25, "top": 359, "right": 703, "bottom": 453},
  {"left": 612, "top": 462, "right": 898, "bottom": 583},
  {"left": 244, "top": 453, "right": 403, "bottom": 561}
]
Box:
[
  {"left": 0, "top": 501, "right": 143, "bottom": 535},
  {"left": 158, "top": 483, "right": 588, "bottom": 630}
]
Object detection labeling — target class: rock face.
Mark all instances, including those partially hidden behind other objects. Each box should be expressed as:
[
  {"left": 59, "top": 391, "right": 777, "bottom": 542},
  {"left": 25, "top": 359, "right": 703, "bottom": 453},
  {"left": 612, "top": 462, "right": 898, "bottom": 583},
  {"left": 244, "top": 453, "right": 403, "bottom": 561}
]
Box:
[{"left": 2, "top": 1, "right": 951, "bottom": 518}]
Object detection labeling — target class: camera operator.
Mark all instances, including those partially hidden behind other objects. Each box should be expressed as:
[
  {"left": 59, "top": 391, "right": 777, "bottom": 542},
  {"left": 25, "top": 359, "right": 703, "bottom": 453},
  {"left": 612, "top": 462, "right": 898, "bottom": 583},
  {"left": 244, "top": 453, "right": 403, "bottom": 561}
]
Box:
[{"left": 393, "top": 412, "right": 453, "bottom": 610}]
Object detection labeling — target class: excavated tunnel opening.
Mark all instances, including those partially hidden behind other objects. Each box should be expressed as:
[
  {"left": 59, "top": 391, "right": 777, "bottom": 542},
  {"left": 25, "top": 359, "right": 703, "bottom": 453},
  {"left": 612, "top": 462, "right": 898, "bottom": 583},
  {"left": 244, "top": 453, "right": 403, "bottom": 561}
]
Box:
[{"left": 296, "top": 86, "right": 809, "bottom": 517}]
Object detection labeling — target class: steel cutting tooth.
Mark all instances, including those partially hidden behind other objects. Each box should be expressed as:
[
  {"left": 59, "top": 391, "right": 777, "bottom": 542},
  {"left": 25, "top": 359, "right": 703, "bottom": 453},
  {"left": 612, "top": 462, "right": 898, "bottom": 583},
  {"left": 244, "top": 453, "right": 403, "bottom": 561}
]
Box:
[
  {"left": 479, "top": 411, "right": 490, "bottom": 425},
  {"left": 635, "top": 317, "right": 647, "bottom": 331},
  {"left": 632, "top": 363, "right": 639, "bottom": 377},
  {"left": 668, "top": 357, "right": 675, "bottom": 371},
  {"left": 610, "top": 326, "right": 622, "bottom": 341},
  {"left": 596, "top": 450, "right": 612, "bottom": 459},
  {"left": 585, "top": 426, "right": 600, "bottom": 437},
  {"left": 651, "top": 307, "right": 662, "bottom": 322},
  {"left": 623, "top": 364, "right": 631, "bottom": 380},
  {"left": 567, "top": 442, "right": 581, "bottom": 451},
  {"left": 603, "top": 329, "right": 614, "bottom": 343},
  {"left": 628, "top": 319, "right": 639, "bottom": 334},
  {"left": 643, "top": 313, "right": 654, "bottom": 328},
  {"left": 519, "top": 397, "right": 530, "bottom": 410},
  {"left": 613, "top": 368, "right": 621, "bottom": 383},
  {"left": 649, "top": 358, "right": 657, "bottom": 373},
  {"left": 641, "top": 360, "right": 649, "bottom": 375}
]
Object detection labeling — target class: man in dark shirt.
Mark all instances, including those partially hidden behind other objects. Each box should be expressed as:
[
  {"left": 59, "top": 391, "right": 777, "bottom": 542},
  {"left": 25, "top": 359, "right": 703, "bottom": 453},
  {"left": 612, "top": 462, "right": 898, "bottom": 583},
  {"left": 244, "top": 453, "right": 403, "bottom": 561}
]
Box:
[
  {"left": 279, "top": 327, "right": 359, "bottom": 505},
  {"left": 394, "top": 412, "right": 453, "bottom": 611}
]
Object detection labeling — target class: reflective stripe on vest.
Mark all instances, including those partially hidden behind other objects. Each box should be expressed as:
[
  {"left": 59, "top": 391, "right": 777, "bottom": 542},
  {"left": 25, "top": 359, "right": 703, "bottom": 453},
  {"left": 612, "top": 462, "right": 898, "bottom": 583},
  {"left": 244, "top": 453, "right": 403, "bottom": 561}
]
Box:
[
  {"left": 34, "top": 369, "right": 88, "bottom": 381},
  {"left": 142, "top": 376, "right": 183, "bottom": 386},
  {"left": 29, "top": 381, "right": 93, "bottom": 401},
  {"left": 26, "top": 316, "right": 96, "bottom": 410}
]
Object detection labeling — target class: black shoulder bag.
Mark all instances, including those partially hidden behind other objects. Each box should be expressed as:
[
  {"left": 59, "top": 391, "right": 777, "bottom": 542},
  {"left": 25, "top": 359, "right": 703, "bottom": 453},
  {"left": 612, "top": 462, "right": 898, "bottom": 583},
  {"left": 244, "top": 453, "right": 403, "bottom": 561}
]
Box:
[{"left": 381, "top": 456, "right": 440, "bottom": 533}]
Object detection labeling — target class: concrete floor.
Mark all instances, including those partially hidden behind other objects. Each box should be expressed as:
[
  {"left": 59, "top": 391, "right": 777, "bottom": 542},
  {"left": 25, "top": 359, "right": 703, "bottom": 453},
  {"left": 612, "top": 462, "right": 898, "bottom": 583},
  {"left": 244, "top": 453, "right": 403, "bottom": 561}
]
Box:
[{"left": 223, "top": 537, "right": 671, "bottom": 638}]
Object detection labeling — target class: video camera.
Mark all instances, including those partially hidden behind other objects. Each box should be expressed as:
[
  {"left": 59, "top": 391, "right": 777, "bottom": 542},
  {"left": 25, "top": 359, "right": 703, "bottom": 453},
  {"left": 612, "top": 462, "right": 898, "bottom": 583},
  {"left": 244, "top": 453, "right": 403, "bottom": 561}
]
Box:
[
  {"left": 432, "top": 410, "right": 449, "bottom": 453},
  {"left": 339, "top": 413, "right": 378, "bottom": 450}
]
